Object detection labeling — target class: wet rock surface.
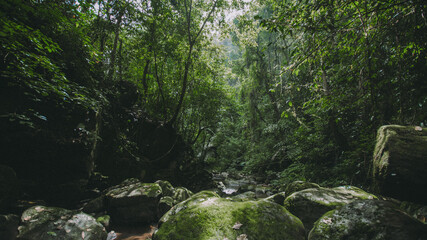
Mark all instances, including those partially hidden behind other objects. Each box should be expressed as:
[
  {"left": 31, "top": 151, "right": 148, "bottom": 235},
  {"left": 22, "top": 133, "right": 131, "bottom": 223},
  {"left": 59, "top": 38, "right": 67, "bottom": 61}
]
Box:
[
  {"left": 372, "top": 125, "right": 427, "bottom": 204},
  {"left": 309, "top": 199, "right": 427, "bottom": 240},
  {"left": 153, "top": 191, "right": 305, "bottom": 240},
  {"left": 17, "top": 206, "right": 106, "bottom": 240},
  {"left": 284, "top": 186, "right": 377, "bottom": 232}
]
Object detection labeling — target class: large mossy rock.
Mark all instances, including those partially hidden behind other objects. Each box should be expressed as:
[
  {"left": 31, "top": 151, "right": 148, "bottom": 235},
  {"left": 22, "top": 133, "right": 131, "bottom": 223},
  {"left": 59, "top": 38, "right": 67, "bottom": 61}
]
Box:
[
  {"left": 171, "top": 187, "right": 193, "bottom": 205},
  {"left": 308, "top": 200, "right": 427, "bottom": 240},
  {"left": 17, "top": 206, "right": 106, "bottom": 240},
  {"left": 0, "top": 165, "right": 18, "bottom": 212},
  {"left": 372, "top": 125, "right": 427, "bottom": 204},
  {"left": 153, "top": 191, "right": 305, "bottom": 240},
  {"left": 284, "top": 186, "right": 377, "bottom": 231},
  {"left": 284, "top": 181, "right": 320, "bottom": 196},
  {"left": 82, "top": 178, "right": 193, "bottom": 224},
  {"left": 105, "top": 178, "right": 162, "bottom": 225}
]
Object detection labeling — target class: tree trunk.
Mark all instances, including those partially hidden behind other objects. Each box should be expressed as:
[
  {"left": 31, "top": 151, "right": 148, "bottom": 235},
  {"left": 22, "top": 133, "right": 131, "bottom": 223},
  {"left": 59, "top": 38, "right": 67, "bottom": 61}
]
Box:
[{"left": 106, "top": 11, "right": 124, "bottom": 84}]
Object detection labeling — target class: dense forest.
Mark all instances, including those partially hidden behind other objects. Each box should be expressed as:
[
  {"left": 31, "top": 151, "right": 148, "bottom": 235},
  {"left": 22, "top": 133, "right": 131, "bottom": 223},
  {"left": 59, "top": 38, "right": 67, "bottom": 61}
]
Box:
[{"left": 1, "top": 0, "right": 427, "bottom": 239}]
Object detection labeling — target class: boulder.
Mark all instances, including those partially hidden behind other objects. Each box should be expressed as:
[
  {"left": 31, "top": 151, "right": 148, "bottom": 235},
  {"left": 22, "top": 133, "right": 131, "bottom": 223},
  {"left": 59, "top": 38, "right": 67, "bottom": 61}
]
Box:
[
  {"left": 153, "top": 191, "right": 305, "bottom": 240},
  {"left": 284, "top": 181, "right": 320, "bottom": 196},
  {"left": 231, "top": 191, "right": 257, "bottom": 201},
  {"left": 172, "top": 187, "right": 193, "bottom": 205},
  {"left": 156, "top": 180, "right": 175, "bottom": 197},
  {"left": 105, "top": 179, "right": 162, "bottom": 225},
  {"left": 82, "top": 195, "right": 105, "bottom": 214},
  {"left": 308, "top": 200, "right": 427, "bottom": 240},
  {"left": 0, "top": 214, "right": 19, "bottom": 240},
  {"left": 264, "top": 192, "right": 287, "bottom": 206},
  {"left": 158, "top": 196, "right": 174, "bottom": 218},
  {"left": 372, "top": 125, "right": 427, "bottom": 204},
  {"left": 17, "top": 206, "right": 106, "bottom": 240},
  {"left": 284, "top": 186, "right": 376, "bottom": 231}
]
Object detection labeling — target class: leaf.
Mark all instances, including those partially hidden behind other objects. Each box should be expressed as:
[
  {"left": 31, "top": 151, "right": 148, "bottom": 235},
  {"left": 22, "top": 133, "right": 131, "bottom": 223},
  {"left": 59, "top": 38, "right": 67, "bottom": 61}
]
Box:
[
  {"left": 47, "top": 231, "right": 57, "bottom": 236},
  {"left": 232, "top": 222, "right": 243, "bottom": 230},
  {"left": 288, "top": 101, "right": 293, "bottom": 107}
]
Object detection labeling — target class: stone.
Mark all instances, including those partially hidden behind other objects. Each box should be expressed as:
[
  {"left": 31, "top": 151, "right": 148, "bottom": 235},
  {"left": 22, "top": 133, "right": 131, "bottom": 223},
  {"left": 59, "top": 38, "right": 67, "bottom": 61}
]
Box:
[
  {"left": 96, "top": 215, "right": 110, "bottom": 228},
  {"left": 17, "top": 206, "right": 106, "bottom": 240},
  {"left": 82, "top": 195, "right": 105, "bottom": 214},
  {"left": 263, "top": 192, "right": 287, "bottom": 206},
  {"left": 153, "top": 191, "right": 305, "bottom": 240},
  {"left": 155, "top": 180, "right": 175, "bottom": 197},
  {"left": 284, "top": 181, "right": 320, "bottom": 196},
  {"left": 105, "top": 179, "right": 162, "bottom": 225},
  {"left": 0, "top": 214, "right": 19, "bottom": 240},
  {"left": 372, "top": 125, "right": 427, "bottom": 204},
  {"left": 308, "top": 200, "right": 427, "bottom": 240},
  {"left": 284, "top": 186, "right": 376, "bottom": 232},
  {"left": 158, "top": 196, "right": 174, "bottom": 218},
  {"left": 172, "top": 187, "right": 193, "bottom": 205},
  {"left": 231, "top": 191, "right": 257, "bottom": 201}
]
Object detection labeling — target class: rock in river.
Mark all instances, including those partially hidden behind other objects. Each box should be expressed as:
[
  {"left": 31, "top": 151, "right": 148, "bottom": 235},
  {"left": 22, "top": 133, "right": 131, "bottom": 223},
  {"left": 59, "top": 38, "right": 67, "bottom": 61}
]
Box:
[
  {"left": 17, "top": 206, "right": 106, "bottom": 240},
  {"left": 372, "top": 125, "right": 427, "bottom": 204},
  {"left": 284, "top": 186, "right": 376, "bottom": 232},
  {"left": 153, "top": 191, "right": 305, "bottom": 240},
  {"left": 309, "top": 199, "right": 427, "bottom": 240}
]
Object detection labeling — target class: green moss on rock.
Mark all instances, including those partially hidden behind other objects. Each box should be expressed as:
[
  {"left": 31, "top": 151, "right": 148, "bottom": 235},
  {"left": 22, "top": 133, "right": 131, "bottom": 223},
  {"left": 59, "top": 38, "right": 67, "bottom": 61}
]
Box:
[
  {"left": 105, "top": 179, "right": 162, "bottom": 225},
  {"left": 309, "top": 200, "right": 427, "bottom": 240},
  {"left": 156, "top": 180, "right": 175, "bottom": 197},
  {"left": 284, "top": 181, "right": 320, "bottom": 196},
  {"left": 372, "top": 125, "right": 427, "bottom": 203},
  {"left": 153, "top": 191, "right": 305, "bottom": 240},
  {"left": 17, "top": 206, "right": 106, "bottom": 240},
  {"left": 284, "top": 186, "right": 376, "bottom": 232}
]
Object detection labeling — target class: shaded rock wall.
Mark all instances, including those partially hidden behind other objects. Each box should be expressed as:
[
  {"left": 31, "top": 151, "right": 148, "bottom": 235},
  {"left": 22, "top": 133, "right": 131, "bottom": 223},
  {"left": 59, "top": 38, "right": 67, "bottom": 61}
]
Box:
[{"left": 372, "top": 125, "right": 427, "bottom": 204}]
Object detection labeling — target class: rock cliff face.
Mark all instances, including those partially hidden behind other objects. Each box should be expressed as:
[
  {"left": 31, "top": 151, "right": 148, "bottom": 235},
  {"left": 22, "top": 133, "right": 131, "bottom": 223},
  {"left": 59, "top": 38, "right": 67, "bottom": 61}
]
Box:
[{"left": 372, "top": 125, "right": 427, "bottom": 204}]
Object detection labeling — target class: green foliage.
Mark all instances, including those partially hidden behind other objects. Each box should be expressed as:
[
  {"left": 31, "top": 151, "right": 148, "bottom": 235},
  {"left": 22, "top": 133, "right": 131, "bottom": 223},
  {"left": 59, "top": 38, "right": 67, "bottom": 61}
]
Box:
[{"left": 207, "top": 0, "right": 427, "bottom": 187}]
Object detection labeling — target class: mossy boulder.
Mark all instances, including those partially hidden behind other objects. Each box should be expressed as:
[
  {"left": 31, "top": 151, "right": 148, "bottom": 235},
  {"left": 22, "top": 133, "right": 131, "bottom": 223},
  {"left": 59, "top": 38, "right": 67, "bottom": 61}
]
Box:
[
  {"left": 105, "top": 178, "right": 162, "bottom": 225},
  {"left": 284, "top": 181, "right": 320, "bottom": 196},
  {"left": 372, "top": 125, "right": 427, "bottom": 204},
  {"left": 264, "top": 192, "right": 287, "bottom": 206},
  {"left": 158, "top": 196, "right": 174, "bottom": 218},
  {"left": 172, "top": 187, "right": 193, "bottom": 205},
  {"left": 284, "top": 186, "right": 377, "bottom": 232},
  {"left": 156, "top": 180, "right": 175, "bottom": 197},
  {"left": 17, "top": 206, "right": 106, "bottom": 240},
  {"left": 82, "top": 195, "right": 105, "bottom": 214},
  {"left": 308, "top": 199, "right": 427, "bottom": 240},
  {"left": 153, "top": 191, "right": 305, "bottom": 240}
]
